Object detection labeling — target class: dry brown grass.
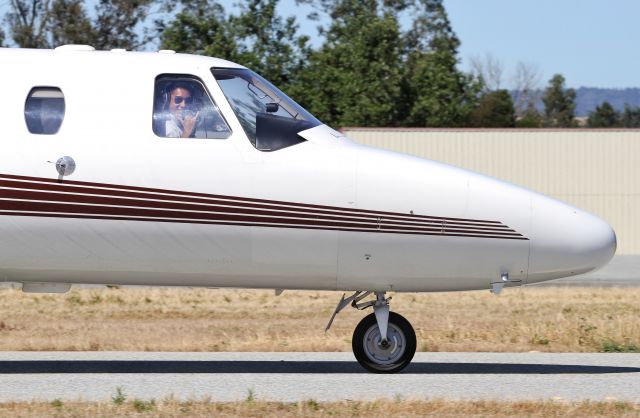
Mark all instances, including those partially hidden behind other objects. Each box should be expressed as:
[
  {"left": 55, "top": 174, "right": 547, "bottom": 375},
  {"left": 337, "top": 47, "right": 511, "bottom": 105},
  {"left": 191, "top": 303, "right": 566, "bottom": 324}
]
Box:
[
  {"left": 1, "top": 398, "right": 639, "bottom": 418},
  {"left": 0, "top": 286, "right": 639, "bottom": 352}
]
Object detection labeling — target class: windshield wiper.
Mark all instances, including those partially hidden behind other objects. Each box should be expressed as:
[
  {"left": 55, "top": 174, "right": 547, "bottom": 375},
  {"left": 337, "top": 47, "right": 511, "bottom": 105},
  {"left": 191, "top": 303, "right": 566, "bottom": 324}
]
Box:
[{"left": 247, "top": 82, "right": 268, "bottom": 100}]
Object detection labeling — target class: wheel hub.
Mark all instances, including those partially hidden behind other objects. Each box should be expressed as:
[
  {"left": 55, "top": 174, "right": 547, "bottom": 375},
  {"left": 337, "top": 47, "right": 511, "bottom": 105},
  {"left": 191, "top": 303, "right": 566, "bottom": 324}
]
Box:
[{"left": 363, "top": 323, "right": 406, "bottom": 365}]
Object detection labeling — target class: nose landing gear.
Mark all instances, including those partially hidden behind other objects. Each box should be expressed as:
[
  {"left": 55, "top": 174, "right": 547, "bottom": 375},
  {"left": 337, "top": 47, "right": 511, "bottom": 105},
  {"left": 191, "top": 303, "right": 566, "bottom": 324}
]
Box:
[
  {"left": 326, "top": 291, "right": 416, "bottom": 373},
  {"left": 353, "top": 311, "right": 416, "bottom": 373}
]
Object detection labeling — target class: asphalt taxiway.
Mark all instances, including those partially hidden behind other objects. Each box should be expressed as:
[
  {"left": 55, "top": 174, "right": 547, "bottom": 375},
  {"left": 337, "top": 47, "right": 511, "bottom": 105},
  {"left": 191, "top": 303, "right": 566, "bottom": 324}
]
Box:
[{"left": 1, "top": 352, "right": 639, "bottom": 402}]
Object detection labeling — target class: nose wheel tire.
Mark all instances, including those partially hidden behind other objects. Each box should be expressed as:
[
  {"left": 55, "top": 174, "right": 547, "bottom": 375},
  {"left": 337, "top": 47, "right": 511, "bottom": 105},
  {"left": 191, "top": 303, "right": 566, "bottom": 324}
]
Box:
[{"left": 352, "top": 311, "right": 416, "bottom": 373}]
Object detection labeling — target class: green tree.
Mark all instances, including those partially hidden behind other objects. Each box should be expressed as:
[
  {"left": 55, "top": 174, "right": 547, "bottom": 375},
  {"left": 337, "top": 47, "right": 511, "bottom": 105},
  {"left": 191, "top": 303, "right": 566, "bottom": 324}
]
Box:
[
  {"left": 159, "top": 1, "right": 239, "bottom": 58},
  {"left": 293, "top": 0, "right": 404, "bottom": 126},
  {"left": 160, "top": 0, "right": 310, "bottom": 92},
  {"left": 93, "top": 0, "right": 156, "bottom": 50},
  {"left": 515, "top": 105, "right": 543, "bottom": 128},
  {"left": 587, "top": 101, "right": 619, "bottom": 128},
  {"left": 542, "top": 74, "right": 576, "bottom": 127},
  {"left": 469, "top": 90, "right": 515, "bottom": 127},
  {"left": 230, "top": 0, "right": 311, "bottom": 89},
  {"left": 159, "top": 0, "right": 480, "bottom": 127},
  {"left": 620, "top": 105, "right": 640, "bottom": 128},
  {"left": 49, "top": 0, "right": 95, "bottom": 46},
  {"left": 3, "top": 0, "right": 156, "bottom": 49},
  {"left": 0, "top": 27, "right": 5, "bottom": 47},
  {"left": 401, "top": 0, "right": 480, "bottom": 127},
  {"left": 292, "top": 0, "right": 479, "bottom": 127},
  {"left": 5, "top": 0, "right": 51, "bottom": 48}
]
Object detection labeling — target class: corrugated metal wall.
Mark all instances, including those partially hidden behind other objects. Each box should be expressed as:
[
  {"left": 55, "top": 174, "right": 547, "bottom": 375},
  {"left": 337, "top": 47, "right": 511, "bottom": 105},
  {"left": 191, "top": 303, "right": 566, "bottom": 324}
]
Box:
[{"left": 343, "top": 128, "right": 640, "bottom": 255}]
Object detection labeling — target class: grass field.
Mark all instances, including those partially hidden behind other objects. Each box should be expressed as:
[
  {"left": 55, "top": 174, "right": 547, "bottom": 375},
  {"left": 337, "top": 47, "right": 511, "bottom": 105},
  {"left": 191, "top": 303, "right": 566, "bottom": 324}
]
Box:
[
  {"left": 1, "top": 398, "right": 639, "bottom": 418},
  {"left": 0, "top": 286, "right": 638, "bottom": 352}
]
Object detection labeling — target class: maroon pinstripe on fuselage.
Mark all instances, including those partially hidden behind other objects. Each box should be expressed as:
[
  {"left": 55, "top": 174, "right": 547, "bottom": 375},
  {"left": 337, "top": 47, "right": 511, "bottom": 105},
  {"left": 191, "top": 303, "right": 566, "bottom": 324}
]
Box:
[{"left": 0, "top": 173, "right": 528, "bottom": 240}]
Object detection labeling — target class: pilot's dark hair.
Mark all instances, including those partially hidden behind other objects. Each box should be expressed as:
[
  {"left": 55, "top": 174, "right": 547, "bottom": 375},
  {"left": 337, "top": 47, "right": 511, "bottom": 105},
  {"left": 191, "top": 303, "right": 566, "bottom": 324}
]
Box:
[{"left": 159, "top": 81, "right": 197, "bottom": 111}]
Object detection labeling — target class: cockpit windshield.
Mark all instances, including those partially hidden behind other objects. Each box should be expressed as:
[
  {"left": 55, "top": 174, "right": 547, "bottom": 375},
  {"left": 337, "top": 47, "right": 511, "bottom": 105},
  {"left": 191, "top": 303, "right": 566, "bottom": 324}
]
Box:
[{"left": 212, "top": 68, "right": 321, "bottom": 151}]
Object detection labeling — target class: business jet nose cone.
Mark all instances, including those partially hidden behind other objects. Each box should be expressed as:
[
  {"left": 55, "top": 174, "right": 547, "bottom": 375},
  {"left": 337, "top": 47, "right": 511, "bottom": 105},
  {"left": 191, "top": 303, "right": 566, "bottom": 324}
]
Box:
[
  {"left": 528, "top": 197, "right": 617, "bottom": 284},
  {"left": 569, "top": 212, "right": 617, "bottom": 267}
]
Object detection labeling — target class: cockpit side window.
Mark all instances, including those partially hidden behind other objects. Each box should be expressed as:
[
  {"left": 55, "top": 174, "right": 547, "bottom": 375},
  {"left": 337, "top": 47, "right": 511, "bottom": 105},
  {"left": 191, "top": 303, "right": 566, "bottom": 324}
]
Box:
[
  {"left": 24, "top": 87, "right": 65, "bottom": 135},
  {"left": 153, "top": 75, "right": 231, "bottom": 139},
  {"left": 212, "top": 68, "right": 321, "bottom": 151}
]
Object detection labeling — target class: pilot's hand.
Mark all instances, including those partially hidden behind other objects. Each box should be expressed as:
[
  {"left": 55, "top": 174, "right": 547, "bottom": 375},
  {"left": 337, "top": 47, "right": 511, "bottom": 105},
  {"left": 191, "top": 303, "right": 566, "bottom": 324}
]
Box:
[{"left": 181, "top": 111, "right": 199, "bottom": 138}]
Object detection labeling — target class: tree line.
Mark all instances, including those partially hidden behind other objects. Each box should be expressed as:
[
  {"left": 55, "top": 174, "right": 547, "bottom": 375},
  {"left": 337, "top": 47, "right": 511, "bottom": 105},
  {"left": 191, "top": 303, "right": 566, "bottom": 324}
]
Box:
[
  {"left": 587, "top": 102, "right": 640, "bottom": 128},
  {"left": 2, "top": 0, "right": 638, "bottom": 128}
]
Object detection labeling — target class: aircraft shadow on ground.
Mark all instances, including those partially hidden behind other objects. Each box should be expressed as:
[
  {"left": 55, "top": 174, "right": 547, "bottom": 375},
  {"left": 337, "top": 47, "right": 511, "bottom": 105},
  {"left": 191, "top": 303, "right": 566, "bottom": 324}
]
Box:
[{"left": 0, "top": 361, "right": 639, "bottom": 374}]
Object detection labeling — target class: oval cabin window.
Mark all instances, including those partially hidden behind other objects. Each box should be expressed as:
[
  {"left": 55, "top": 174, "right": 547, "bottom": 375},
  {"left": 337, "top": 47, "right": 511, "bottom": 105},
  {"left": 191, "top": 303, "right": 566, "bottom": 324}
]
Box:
[{"left": 24, "top": 87, "right": 66, "bottom": 135}]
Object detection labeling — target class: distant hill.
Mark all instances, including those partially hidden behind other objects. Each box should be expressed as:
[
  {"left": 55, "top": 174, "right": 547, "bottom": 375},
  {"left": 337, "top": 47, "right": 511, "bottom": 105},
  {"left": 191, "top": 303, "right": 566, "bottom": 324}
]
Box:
[
  {"left": 514, "top": 87, "right": 640, "bottom": 117},
  {"left": 575, "top": 87, "right": 640, "bottom": 116}
]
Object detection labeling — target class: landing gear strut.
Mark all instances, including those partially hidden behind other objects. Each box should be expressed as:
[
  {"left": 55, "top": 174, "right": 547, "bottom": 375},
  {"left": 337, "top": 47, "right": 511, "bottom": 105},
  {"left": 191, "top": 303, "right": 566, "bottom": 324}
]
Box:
[{"left": 326, "top": 291, "right": 416, "bottom": 373}]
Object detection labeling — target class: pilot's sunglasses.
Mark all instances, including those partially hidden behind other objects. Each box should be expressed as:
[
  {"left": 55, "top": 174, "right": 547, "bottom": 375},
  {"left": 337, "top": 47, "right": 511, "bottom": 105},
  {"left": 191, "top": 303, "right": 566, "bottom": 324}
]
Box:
[{"left": 174, "top": 96, "right": 193, "bottom": 105}]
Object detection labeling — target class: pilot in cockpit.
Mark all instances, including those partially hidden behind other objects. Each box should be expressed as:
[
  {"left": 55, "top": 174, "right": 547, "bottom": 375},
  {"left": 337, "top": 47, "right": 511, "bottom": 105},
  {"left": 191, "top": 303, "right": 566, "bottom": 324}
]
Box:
[
  {"left": 165, "top": 83, "right": 200, "bottom": 138},
  {"left": 153, "top": 77, "right": 232, "bottom": 140}
]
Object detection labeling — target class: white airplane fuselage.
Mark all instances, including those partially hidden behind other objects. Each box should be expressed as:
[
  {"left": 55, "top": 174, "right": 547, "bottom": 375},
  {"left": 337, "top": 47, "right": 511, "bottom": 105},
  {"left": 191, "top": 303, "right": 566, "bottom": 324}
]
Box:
[{"left": 0, "top": 47, "right": 616, "bottom": 293}]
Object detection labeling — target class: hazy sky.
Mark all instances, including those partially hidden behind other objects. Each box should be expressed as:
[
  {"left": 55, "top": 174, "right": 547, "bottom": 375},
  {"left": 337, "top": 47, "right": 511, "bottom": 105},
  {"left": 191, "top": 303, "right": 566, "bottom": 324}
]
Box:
[{"left": 444, "top": 0, "right": 640, "bottom": 89}]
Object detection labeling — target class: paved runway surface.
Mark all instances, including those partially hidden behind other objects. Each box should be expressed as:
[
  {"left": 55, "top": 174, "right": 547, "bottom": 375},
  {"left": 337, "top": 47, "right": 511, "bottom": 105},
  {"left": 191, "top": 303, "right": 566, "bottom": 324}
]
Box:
[
  {"left": 1, "top": 352, "right": 639, "bottom": 402},
  {"left": 537, "top": 255, "right": 639, "bottom": 286}
]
